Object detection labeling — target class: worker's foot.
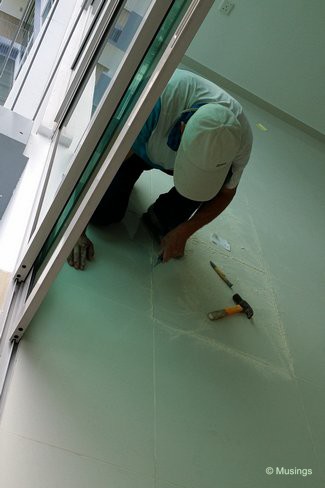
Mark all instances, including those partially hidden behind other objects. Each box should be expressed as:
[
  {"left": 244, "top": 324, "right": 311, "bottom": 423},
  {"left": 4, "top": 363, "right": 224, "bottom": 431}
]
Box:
[{"left": 141, "top": 205, "right": 166, "bottom": 244}]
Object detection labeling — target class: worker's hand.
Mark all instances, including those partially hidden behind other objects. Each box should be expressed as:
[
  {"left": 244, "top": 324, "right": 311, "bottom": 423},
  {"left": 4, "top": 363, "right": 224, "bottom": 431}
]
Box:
[
  {"left": 160, "top": 224, "right": 190, "bottom": 262},
  {"left": 67, "top": 232, "right": 95, "bottom": 270}
]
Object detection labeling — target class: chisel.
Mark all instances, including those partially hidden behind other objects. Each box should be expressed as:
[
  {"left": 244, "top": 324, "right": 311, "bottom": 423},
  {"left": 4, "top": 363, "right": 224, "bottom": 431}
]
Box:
[{"left": 210, "top": 260, "right": 233, "bottom": 288}]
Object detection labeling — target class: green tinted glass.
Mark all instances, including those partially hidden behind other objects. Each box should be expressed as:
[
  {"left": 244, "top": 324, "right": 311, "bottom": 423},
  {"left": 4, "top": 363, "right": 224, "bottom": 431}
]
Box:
[
  {"left": 39, "top": 0, "right": 153, "bottom": 219},
  {"left": 29, "top": 0, "right": 190, "bottom": 291}
]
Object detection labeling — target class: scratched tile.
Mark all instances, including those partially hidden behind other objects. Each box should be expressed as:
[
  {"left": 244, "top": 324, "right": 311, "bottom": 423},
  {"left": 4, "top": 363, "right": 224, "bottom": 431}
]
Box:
[{"left": 152, "top": 237, "right": 288, "bottom": 371}]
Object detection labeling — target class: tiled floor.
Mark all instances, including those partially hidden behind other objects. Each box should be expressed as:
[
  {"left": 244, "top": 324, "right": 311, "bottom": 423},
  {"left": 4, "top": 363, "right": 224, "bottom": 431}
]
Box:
[{"left": 0, "top": 92, "right": 324, "bottom": 487}]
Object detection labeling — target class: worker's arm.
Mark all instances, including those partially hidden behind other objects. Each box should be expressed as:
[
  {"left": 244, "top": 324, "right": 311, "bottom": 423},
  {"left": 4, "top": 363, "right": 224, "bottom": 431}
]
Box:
[
  {"left": 67, "top": 150, "right": 135, "bottom": 270},
  {"left": 161, "top": 186, "right": 237, "bottom": 262}
]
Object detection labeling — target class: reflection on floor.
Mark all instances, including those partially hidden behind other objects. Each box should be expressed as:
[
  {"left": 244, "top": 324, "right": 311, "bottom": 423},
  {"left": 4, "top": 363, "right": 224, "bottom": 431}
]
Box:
[
  {"left": 0, "top": 270, "right": 10, "bottom": 312},
  {"left": 1, "top": 95, "right": 325, "bottom": 488}
]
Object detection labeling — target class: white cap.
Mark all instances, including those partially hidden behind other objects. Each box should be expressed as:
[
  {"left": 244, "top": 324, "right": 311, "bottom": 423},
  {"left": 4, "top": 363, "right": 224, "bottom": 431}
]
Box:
[{"left": 173, "top": 104, "right": 242, "bottom": 201}]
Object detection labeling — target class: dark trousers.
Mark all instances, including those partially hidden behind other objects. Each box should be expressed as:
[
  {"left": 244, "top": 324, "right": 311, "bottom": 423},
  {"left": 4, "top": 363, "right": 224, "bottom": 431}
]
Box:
[{"left": 90, "top": 154, "right": 201, "bottom": 235}]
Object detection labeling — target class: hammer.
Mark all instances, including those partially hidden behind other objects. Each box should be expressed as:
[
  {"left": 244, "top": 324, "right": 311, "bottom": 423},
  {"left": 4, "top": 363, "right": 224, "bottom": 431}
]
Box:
[{"left": 208, "top": 294, "right": 254, "bottom": 321}]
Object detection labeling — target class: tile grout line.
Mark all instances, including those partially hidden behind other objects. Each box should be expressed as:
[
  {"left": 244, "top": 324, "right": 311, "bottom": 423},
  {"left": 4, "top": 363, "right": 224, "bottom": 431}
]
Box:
[
  {"left": 245, "top": 195, "right": 323, "bottom": 475},
  {"left": 245, "top": 195, "right": 296, "bottom": 377},
  {"left": 149, "top": 171, "right": 159, "bottom": 487},
  {"left": 294, "top": 383, "right": 324, "bottom": 478},
  {"left": 152, "top": 316, "right": 159, "bottom": 488}
]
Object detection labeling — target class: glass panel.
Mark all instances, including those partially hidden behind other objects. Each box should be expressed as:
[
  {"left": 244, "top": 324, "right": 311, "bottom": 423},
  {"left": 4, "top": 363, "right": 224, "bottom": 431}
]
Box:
[
  {"left": 41, "top": 0, "right": 55, "bottom": 24},
  {"left": 0, "top": 58, "right": 15, "bottom": 104},
  {"left": 30, "top": 0, "right": 190, "bottom": 290},
  {"left": 16, "top": 2, "right": 35, "bottom": 67},
  {"left": 38, "top": 0, "right": 153, "bottom": 222},
  {"left": 0, "top": 1, "right": 35, "bottom": 104},
  {"left": 0, "top": 0, "right": 56, "bottom": 105}
]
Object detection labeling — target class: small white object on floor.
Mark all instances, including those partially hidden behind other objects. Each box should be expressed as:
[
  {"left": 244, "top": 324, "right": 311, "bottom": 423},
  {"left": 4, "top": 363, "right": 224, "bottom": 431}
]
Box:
[{"left": 210, "top": 233, "right": 231, "bottom": 251}]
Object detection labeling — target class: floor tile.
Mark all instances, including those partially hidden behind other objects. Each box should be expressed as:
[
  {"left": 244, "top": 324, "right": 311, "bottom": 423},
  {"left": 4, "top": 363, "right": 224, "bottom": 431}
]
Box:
[
  {"left": 150, "top": 170, "right": 175, "bottom": 201},
  {"left": 297, "top": 380, "right": 325, "bottom": 481},
  {"left": 243, "top": 114, "right": 325, "bottom": 290},
  {"left": 1, "top": 296, "right": 155, "bottom": 476},
  {"left": 1, "top": 68, "right": 325, "bottom": 488},
  {"left": 154, "top": 325, "right": 321, "bottom": 488},
  {"left": 59, "top": 222, "right": 153, "bottom": 316},
  {"left": 194, "top": 195, "right": 266, "bottom": 273},
  {"left": 152, "top": 235, "right": 289, "bottom": 372},
  {"left": 157, "top": 481, "right": 186, "bottom": 488},
  {"left": 271, "top": 280, "right": 325, "bottom": 387},
  {"left": 0, "top": 430, "right": 154, "bottom": 488},
  {"left": 128, "top": 170, "right": 154, "bottom": 214}
]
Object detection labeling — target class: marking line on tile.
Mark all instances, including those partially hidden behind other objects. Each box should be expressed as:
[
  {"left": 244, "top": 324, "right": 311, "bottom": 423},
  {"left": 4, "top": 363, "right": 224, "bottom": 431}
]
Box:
[
  {"left": 193, "top": 237, "right": 266, "bottom": 275},
  {"left": 150, "top": 249, "right": 159, "bottom": 488},
  {"left": 245, "top": 199, "right": 296, "bottom": 378},
  {"left": 148, "top": 169, "right": 159, "bottom": 488},
  {"left": 155, "top": 319, "right": 293, "bottom": 382}
]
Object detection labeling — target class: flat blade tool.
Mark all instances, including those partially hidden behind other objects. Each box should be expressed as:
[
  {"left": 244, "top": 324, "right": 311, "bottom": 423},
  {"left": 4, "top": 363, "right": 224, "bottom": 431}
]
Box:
[{"left": 210, "top": 260, "right": 233, "bottom": 288}]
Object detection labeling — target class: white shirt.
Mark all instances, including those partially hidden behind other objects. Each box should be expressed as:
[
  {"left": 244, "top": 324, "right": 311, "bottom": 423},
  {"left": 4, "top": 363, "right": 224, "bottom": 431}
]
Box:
[{"left": 147, "top": 69, "right": 253, "bottom": 189}]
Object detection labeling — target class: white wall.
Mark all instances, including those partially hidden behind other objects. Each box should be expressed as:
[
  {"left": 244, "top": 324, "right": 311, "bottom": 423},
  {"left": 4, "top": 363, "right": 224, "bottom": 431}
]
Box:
[
  {"left": 0, "top": 0, "right": 28, "bottom": 20},
  {"left": 186, "top": 0, "right": 325, "bottom": 134}
]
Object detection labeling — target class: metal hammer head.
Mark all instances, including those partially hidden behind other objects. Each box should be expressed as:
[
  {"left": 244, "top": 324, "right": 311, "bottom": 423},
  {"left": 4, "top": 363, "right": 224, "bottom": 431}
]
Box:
[{"left": 232, "top": 294, "right": 254, "bottom": 319}]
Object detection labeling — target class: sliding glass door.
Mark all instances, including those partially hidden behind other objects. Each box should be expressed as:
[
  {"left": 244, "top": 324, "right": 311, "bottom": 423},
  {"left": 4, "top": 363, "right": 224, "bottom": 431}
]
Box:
[{"left": 10, "top": 0, "right": 214, "bottom": 342}]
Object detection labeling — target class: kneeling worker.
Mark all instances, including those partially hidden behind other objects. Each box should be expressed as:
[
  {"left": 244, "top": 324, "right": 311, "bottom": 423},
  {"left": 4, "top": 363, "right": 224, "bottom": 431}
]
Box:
[{"left": 68, "top": 69, "right": 253, "bottom": 270}]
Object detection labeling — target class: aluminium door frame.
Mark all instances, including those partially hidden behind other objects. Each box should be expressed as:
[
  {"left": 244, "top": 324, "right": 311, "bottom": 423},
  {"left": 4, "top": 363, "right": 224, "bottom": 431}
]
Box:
[
  {"left": 14, "top": 0, "right": 175, "bottom": 283},
  {"left": 54, "top": 0, "right": 125, "bottom": 128},
  {"left": 32, "top": 0, "right": 103, "bottom": 121},
  {"left": 10, "top": 0, "right": 215, "bottom": 342},
  {"left": 0, "top": 272, "right": 33, "bottom": 398}
]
